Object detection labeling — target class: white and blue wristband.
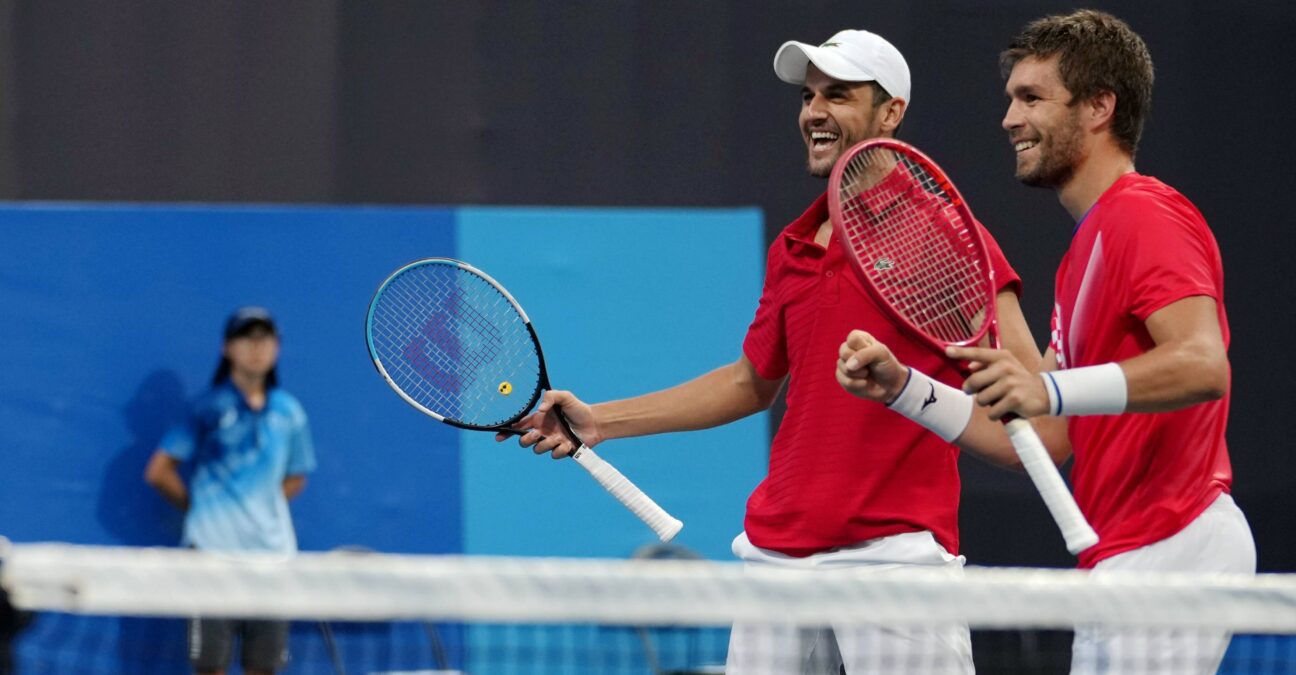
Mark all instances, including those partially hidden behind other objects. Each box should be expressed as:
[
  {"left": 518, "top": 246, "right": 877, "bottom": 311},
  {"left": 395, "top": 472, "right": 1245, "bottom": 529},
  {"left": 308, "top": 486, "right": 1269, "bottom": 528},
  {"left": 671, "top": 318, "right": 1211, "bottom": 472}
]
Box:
[
  {"left": 886, "top": 368, "right": 974, "bottom": 443},
  {"left": 1039, "top": 363, "right": 1128, "bottom": 416}
]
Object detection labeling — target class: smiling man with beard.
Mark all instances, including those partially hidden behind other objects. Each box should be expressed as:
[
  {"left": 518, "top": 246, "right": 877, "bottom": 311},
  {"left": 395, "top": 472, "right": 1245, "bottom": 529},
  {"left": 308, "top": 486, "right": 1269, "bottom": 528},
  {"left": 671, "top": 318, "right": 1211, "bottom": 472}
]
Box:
[
  {"left": 501, "top": 28, "right": 1038, "bottom": 674},
  {"left": 837, "top": 10, "right": 1254, "bottom": 675},
  {"left": 975, "top": 12, "right": 1255, "bottom": 673}
]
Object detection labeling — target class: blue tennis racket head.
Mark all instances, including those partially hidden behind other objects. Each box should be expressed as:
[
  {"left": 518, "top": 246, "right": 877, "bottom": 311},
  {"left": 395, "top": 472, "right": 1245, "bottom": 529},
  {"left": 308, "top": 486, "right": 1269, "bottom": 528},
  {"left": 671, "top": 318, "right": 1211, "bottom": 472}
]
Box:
[{"left": 366, "top": 258, "right": 544, "bottom": 430}]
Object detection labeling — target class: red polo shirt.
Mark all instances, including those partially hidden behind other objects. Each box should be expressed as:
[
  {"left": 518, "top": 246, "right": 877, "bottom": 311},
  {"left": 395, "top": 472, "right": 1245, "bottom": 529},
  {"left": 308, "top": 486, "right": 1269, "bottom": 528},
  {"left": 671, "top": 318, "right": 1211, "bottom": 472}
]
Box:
[{"left": 742, "top": 193, "right": 1020, "bottom": 557}]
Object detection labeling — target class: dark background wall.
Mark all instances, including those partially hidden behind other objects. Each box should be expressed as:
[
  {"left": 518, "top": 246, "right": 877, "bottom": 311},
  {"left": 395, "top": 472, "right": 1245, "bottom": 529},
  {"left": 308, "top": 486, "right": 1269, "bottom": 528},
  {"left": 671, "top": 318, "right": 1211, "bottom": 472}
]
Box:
[{"left": 0, "top": 0, "right": 1292, "bottom": 571}]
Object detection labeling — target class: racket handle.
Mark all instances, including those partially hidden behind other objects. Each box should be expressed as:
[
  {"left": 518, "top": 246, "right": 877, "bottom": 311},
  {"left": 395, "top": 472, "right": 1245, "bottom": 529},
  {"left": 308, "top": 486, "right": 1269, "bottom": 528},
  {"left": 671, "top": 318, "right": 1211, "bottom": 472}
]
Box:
[
  {"left": 1003, "top": 418, "right": 1099, "bottom": 555},
  {"left": 571, "top": 446, "right": 684, "bottom": 542}
]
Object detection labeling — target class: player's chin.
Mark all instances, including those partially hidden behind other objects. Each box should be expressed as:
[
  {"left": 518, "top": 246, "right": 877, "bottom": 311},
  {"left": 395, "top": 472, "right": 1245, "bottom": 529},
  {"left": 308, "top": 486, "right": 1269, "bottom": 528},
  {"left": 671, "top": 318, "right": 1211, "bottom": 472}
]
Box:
[
  {"left": 805, "top": 156, "right": 835, "bottom": 178},
  {"left": 1014, "top": 155, "right": 1049, "bottom": 185},
  {"left": 804, "top": 142, "right": 840, "bottom": 177},
  {"left": 1015, "top": 167, "right": 1051, "bottom": 188},
  {"left": 1013, "top": 162, "right": 1039, "bottom": 186}
]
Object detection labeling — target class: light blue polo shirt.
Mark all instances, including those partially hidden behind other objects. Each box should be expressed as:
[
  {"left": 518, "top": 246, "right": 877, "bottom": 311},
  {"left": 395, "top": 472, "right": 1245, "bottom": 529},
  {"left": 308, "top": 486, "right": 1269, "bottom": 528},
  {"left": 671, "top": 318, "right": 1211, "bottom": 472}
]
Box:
[{"left": 161, "top": 383, "right": 317, "bottom": 554}]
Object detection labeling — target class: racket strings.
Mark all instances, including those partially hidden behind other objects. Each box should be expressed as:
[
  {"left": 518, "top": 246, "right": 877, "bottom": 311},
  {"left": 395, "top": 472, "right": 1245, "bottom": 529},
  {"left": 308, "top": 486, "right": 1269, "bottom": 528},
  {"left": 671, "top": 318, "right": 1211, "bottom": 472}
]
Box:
[
  {"left": 373, "top": 278, "right": 485, "bottom": 411},
  {"left": 369, "top": 263, "right": 541, "bottom": 426},
  {"left": 838, "top": 150, "right": 989, "bottom": 344}
]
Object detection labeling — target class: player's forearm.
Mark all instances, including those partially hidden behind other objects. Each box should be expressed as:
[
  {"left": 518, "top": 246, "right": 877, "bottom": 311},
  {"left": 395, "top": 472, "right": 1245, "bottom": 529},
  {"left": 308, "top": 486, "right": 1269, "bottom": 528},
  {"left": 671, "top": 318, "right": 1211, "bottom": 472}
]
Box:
[
  {"left": 146, "top": 473, "right": 190, "bottom": 511},
  {"left": 594, "top": 359, "right": 782, "bottom": 441},
  {"left": 1118, "top": 341, "right": 1229, "bottom": 412},
  {"left": 955, "top": 410, "right": 1071, "bottom": 469},
  {"left": 283, "top": 475, "right": 307, "bottom": 500},
  {"left": 953, "top": 412, "right": 1021, "bottom": 468},
  {"left": 143, "top": 452, "right": 190, "bottom": 511}
]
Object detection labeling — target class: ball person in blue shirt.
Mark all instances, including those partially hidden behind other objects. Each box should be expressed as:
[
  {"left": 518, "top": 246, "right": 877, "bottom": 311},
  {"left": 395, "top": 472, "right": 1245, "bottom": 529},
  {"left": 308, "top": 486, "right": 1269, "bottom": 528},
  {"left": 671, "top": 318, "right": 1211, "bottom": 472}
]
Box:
[{"left": 145, "top": 307, "right": 317, "bottom": 675}]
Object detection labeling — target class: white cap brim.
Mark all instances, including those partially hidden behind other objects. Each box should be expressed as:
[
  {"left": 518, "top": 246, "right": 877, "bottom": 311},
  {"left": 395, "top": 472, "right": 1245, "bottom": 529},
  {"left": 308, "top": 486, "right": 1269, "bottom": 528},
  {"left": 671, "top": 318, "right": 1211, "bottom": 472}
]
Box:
[{"left": 773, "top": 41, "right": 878, "bottom": 86}]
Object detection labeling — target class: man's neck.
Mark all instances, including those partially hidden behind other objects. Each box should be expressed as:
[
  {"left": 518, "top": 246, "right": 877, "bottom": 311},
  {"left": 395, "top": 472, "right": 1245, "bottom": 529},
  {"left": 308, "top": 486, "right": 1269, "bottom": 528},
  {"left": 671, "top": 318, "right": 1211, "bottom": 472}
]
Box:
[
  {"left": 1057, "top": 143, "right": 1136, "bottom": 221},
  {"left": 814, "top": 219, "right": 833, "bottom": 247}
]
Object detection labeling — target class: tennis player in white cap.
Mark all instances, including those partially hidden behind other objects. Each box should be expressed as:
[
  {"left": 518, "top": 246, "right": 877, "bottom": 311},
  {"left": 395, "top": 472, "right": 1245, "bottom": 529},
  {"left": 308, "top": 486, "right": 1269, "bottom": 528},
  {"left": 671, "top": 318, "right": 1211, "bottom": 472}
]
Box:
[{"left": 509, "top": 27, "right": 1037, "bottom": 674}]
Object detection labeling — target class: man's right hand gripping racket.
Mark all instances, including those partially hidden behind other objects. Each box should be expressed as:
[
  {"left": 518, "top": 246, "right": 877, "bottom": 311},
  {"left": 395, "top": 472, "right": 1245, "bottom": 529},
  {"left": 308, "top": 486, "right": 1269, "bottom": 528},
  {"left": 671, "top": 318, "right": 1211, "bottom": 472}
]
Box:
[
  {"left": 365, "top": 257, "right": 682, "bottom": 542},
  {"left": 829, "top": 139, "right": 1098, "bottom": 555}
]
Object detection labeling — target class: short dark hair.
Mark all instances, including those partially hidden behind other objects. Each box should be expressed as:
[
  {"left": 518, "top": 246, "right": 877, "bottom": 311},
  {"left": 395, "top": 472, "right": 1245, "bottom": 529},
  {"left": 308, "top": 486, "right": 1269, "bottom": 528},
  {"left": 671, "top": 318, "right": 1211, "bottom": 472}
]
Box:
[
  {"left": 1000, "top": 9, "right": 1154, "bottom": 156},
  {"left": 869, "top": 81, "right": 893, "bottom": 108},
  {"left": 867, "top": 81, "right": 902, "bottom": 136}
]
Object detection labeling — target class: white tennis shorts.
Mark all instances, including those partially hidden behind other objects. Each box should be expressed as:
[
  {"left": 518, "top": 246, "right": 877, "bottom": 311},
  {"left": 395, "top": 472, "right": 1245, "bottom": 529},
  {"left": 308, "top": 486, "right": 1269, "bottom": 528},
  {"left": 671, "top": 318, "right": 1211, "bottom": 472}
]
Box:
[
  {"left": 1072, "top": 492, "right": 1256, "bottom": 675},
  {"left": 725, "top": 530, "right": 975, "bottom": 675}
]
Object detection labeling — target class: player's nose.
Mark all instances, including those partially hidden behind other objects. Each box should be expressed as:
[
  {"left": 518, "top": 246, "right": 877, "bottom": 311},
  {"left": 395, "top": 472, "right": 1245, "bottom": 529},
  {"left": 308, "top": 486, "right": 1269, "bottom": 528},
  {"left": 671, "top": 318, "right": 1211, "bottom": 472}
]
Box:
[{"left": 1002, "top": 100, "right": 1024, "bottom": 131}]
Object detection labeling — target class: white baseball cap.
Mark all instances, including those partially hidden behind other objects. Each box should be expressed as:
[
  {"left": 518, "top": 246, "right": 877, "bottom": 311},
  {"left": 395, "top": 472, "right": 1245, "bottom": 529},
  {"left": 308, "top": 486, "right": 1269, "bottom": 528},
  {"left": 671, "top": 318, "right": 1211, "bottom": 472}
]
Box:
[{"left": 773, "top": 29, "right": 911, "bottom": 103}]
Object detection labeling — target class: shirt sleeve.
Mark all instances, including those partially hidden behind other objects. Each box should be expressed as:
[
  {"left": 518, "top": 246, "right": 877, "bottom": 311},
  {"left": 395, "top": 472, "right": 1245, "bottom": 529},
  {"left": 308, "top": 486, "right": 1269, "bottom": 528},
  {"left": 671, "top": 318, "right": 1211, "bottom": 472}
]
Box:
[
  {"left": 1105, "top": 196, "right": 1221, "bottom": 321},
  {"left": 285, "top": 404, "right": 318, "bottom": 476},
  {"left": 158, "top": 403, "right": 200, "bottom": 462},
  {"left": 741, "top": 243, "right": 790, "bottom": 380},
  {"left": 975, "top": 219, "right": 1023, "bottom": 297}
]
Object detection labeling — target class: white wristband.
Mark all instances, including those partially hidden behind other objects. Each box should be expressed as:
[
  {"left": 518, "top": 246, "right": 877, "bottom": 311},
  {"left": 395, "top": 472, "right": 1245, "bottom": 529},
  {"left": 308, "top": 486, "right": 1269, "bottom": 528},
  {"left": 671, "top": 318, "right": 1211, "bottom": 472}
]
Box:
[
  {"left": 1040, "top": 363, "right": 1128, "bottom": 416},
  {"left": 887, "top": 368, "right": 974, "bottom": 443}
]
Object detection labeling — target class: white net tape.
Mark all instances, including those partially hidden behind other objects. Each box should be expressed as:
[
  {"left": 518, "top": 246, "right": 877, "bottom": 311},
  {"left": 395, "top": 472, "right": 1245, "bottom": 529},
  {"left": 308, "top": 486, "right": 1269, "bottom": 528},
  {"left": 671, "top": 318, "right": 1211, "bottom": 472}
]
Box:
[{"left": 4, "top": 542, "right": 1294, "bottom": 632}]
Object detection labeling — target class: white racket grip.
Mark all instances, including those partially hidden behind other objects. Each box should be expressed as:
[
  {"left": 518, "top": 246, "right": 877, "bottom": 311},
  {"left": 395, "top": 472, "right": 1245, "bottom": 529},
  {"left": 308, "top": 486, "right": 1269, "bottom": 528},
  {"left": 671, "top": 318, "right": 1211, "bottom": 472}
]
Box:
[
  {"left": 571, "top": 446, "right": 683, "bottom": 542},
  {"left": 1004, "top": 418, "right": 1099, "bottom": 555}
]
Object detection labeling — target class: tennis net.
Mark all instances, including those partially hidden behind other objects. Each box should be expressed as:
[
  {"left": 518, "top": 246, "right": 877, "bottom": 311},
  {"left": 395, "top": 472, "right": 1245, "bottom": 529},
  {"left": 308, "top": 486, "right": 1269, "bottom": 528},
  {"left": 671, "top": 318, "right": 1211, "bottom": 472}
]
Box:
[{"left": 2, "top": 540, "right": 1294, "bottom": 674}]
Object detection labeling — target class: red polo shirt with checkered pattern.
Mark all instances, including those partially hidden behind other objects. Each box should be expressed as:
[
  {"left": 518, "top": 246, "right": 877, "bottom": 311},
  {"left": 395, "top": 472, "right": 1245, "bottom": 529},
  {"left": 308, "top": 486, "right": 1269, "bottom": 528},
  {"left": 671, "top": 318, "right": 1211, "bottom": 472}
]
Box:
[{"left": 742, "top": 193, "right": 1021, "bottom": 557}]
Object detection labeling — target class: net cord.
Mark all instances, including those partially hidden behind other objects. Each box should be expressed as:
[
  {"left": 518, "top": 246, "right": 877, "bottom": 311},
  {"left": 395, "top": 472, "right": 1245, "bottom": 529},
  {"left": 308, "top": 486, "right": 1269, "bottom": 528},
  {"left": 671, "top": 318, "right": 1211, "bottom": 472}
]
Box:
[{"left": 2, "top": 542, "right": 1293, "bottom": 633}]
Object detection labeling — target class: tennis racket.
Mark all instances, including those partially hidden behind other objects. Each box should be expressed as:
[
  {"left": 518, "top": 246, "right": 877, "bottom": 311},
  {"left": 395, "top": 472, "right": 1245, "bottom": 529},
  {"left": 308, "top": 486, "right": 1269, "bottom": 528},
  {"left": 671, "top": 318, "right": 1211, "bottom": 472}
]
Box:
[
  {"left": 829, "top": 139, "right": 1098, "bottom": 555},
  {"left": 365, "top": 257, "right": 683, "bottom": 542}
]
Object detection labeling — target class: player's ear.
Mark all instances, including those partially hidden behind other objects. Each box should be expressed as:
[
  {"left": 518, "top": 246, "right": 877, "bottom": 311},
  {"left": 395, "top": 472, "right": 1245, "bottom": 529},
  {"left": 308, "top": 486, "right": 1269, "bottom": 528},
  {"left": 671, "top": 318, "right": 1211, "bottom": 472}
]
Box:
[
  {"left": 878, "top": 97, "right": 907, "bottom": 135},
  {"left": 1083, "top": 90, "right": 1117, "bottom": 133}
]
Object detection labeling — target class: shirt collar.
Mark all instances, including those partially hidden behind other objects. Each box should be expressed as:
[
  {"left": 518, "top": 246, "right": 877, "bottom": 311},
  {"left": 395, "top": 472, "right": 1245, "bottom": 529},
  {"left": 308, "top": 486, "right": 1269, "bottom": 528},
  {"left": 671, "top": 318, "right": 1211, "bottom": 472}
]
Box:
[
  {"left": 1074, "top": 171, "right": 1141, "bottom": 236},
  {"left": 782, "top": 193, "right": 831, "bottom": 253},
  {"left": 782, "top": 162, "right": 920, "bottom": 255}
]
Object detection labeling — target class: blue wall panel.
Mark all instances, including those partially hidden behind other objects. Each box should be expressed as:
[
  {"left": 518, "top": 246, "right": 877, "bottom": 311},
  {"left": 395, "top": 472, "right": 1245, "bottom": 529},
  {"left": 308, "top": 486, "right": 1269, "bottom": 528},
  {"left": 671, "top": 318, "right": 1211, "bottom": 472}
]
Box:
[
  {"left": 0, "top": 203, "right": 463, "bottom": 555},
  {"left": 0, "top": 202, "right": 767, "bottom": 674},
  {"left": 458, "top": 207, "right": 768, "bottom": 562}
]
